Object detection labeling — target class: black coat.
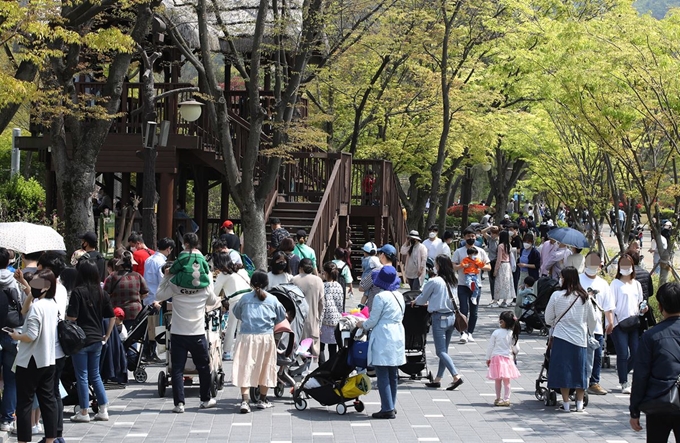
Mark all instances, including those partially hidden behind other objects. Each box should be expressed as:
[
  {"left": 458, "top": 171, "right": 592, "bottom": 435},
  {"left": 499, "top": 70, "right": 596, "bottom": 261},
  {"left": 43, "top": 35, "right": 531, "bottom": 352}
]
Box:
[
  {"left": 635, "top": 266, "right": 657, "bottom": 330},
  {"left": 631, "top": 316, "right": 680, "bottom": 418}
]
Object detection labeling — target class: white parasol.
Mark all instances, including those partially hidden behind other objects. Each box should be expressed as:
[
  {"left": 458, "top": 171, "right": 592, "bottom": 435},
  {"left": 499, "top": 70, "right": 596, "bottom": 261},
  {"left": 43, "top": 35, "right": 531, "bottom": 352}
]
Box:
[{"left": 0, "top": 222, "right": 66, "bottom": 254}]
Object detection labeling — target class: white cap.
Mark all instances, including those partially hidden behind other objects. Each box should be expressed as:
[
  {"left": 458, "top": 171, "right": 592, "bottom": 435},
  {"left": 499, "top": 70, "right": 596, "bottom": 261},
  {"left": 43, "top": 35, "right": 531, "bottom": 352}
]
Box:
[{"left": 362, "top": 242, "right": 377, "bottom": 254}]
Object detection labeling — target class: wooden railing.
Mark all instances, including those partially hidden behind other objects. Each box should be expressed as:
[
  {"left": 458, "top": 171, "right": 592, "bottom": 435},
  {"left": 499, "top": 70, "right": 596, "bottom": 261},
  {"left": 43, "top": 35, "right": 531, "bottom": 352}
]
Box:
[
  {"left": 279, "top": 152, "right": 340, "bottom": 203},
  {"left": 308, "top": 153, "right": 352, "bottom": 269},
  {"left": 384, "top": 160, "right": 408, "bottom": 253}
]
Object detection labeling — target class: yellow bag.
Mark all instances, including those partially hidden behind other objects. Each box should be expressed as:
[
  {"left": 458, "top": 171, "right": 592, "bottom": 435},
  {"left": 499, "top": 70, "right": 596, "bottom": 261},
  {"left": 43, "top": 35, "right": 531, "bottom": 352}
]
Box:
[{"left": 335, "top": 373, "right": 371, "bottom": 399}]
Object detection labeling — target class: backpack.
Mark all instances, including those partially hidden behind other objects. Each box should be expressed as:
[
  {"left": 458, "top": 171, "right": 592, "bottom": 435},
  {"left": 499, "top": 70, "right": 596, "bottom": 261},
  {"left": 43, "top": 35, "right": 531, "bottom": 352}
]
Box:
[
  {"left": 241, "top": 254, "right": 256, "bottom": 277},
  {"left": 0, "top": 284, "right": 23, "bottom": 329},
  {"left": 57, "top": 317, "right": 86, "bottom": 356},
  {"left": 519, "top": 218, "right": 528, "bottom": 230}
]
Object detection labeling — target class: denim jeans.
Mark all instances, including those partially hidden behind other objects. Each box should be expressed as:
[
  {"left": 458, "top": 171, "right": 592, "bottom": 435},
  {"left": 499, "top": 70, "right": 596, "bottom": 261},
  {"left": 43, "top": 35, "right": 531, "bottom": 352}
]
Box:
[
  {"left": 408, "top": 278, "right": 421, "bottom": 291},
  {"left": 0, "top": 333, "right": 17, "bottom": 423},
  {"left": 611, "top": 325, "right": 639, "bottom": 384},
  {"left": 457, "top": 285, "right": 479, "bottom": 334},
  {"left": 374, "top": 366, "right": 398, "bottom": 412},
  {"left": 589, "top": 334, "right": 604, "bottom": 385},
  {"left": 170, "top": 334, "right": 211, "bottom": 405},
  {"left": 71, "top": 342, "right": 108, "bottom": 410},
  {"left": 431, "top": 313, "right": 458, "bottom": 379}
]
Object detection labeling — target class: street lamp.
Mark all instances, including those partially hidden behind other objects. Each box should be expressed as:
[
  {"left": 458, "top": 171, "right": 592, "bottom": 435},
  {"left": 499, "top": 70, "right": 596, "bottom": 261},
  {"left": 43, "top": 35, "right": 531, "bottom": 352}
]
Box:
[{"left": 178, "top": 100, "right": 204, "bottom": 122}]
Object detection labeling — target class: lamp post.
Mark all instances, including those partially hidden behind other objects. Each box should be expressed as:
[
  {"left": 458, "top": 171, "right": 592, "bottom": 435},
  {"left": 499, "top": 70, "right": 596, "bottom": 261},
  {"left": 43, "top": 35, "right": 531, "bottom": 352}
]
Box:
[{"left": 179, "top": 100, "right": 204, "bottom": 124}]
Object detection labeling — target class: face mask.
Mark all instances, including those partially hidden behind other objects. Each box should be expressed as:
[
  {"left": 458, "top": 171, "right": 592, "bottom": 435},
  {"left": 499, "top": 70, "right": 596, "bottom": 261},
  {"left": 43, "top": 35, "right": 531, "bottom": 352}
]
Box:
[
  {"left": 471, "top": 255, "right": 478, "bottom": 261},
  {"left": 584, "top": 266, "right": 599, "bottom": 276},
  {"left": 81, "top": 243, "right": 87, "bottom": 250},
  {"left": 429, "top": 232, "right": 436, "bottom": 239},
  {"left": 465, "top": 238, "right": 475, "bottom": 246},
  {"left": 523, "top": 243, "right": 531, "bottom": 249},
  {"left": 31, "top": 288, "right": 43, "bottom": 298},
  {"left": 620, "top": 267, "right": 633, "bottom": 276},
  {"left": 130, "top": 246, "right": 137, "bottom": 252},
  {"left": 273, "top": 262, "right": 287, "bottom": 273}
]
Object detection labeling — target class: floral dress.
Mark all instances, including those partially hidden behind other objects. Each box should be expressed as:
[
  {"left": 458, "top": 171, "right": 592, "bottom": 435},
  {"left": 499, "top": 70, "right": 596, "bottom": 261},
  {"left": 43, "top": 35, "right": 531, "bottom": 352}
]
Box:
[{"left": 320, "top": 281, "right": 344, "bottom": 344}]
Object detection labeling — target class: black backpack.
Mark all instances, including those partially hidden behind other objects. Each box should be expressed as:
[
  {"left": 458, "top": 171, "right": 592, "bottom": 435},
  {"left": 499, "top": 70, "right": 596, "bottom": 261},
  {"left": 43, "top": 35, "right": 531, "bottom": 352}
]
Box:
[{"left": 0, "top": 283, "right": 23, "bottom": 329}]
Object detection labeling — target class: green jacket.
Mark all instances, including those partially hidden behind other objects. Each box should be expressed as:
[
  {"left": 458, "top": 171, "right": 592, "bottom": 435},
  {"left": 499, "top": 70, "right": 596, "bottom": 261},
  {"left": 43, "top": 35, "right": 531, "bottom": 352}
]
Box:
[{"left": 292, "top": 243, "right": 317, "bottom": 269}]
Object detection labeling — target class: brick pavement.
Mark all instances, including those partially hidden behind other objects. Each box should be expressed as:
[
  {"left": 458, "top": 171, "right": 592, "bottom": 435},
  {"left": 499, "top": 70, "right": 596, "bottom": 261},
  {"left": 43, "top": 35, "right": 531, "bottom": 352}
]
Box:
[{"left": 9, "top": 284, "right": 645, "bottom": 443}]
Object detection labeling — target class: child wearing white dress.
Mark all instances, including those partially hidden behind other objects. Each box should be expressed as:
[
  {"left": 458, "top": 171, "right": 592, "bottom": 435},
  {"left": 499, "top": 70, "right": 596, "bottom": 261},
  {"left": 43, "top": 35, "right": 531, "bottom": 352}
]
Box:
[{"left": 486, "top": 311, "right": 521, "bottom": 406}]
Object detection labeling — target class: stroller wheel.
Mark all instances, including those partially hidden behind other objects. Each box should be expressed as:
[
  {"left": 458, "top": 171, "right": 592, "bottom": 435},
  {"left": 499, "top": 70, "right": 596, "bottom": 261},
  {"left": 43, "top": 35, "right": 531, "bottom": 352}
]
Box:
[
  {"left": 354, "top": 401, "right": 365, "bottom": 413},
  {"left": 539, "top": 327, "right": 550, "bottom": 336},
  {"left": 274, "top": 382, "right": 285, "bottom": 398},
  {"left": 158, "top": 371, "right": 167, "bottom": 398},
  {"left": 549, "top": 391, "right": 557, "bottom": 406},
  {"left": 209, "top": 371, "right": 218, "bottom": 398},
  {"left": 336, "top": 403, "right": 347, "bottom": 415},
  {"left": 427, "top": 371, "right": 433, "bottom": 382},
  {"left": 92, "top": 402, "right": 99, "bottom": 414},
  {"left": 73, "top": 405, "right": 80, "bottom": 415},
  {"left": 294, "top": 399, "right": 307, "bottom": 411},
  {"left": 134, "top": 368, "right": 148, "bottom": 383},
  {"left": 525, "top": 327, "right": 533, "bottom": 334},
  {"left": 535, "top": 387, "right": 547, "bottom": 401},
  {"left": 249, "top": 386, "right": 259, "bottom": 401},
  {"left": 583, "top": 392, "right": 589, "bottom": 407},
  {"left": 218, "top": 372, "right": 225, "bottom": 391}
]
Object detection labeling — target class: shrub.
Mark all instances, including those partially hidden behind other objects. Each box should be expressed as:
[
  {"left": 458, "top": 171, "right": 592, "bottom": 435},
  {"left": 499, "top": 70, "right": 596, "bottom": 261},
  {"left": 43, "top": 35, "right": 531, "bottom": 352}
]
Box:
[
  {"left": 446, "top": 204, "right": 493, "bottom": 222},
  {"left": 0, "top": 175, "right": 46, "bottom": 223},
  {"left": 658, "top": 209, "right": 676, "bottom": 222}
]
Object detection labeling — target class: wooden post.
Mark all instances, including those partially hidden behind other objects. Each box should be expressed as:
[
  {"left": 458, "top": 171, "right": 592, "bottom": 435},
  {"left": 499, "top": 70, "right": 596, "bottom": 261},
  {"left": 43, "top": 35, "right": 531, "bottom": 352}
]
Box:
[
  {"left": 158, "top": 173, "right": 175, "bottom": 240},
  {"left": 193, "top": 168, "right": 209, "bottom": 249},
  {"left": 221, "top": 180, "right": 230, "bottom": 222},
  {"left": 374, "top": 215, "right": 383, "bottom": 245}
]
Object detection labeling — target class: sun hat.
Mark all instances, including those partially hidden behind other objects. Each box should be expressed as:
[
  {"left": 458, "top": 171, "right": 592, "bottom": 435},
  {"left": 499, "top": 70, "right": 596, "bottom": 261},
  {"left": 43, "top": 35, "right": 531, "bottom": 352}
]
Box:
[
  {"left": 377, "top": 244, "right": 397, "bottom": 258},
  {"left": 372, "top": 265, "right": 401, "bottom": 291},
  {"left": 408, "top": 230, "right": 422, "bottom": 241},
  {"left": 362, "top": 242, "right": 377, "bottom": 254}
]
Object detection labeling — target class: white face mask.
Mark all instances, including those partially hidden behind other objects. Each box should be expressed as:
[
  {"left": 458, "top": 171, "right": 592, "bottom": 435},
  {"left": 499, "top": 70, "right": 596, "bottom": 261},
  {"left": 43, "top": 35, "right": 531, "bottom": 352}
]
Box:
[
  {"left": 584, "top": 266, "right": 599, "bottom": 276},
  {"left": 620, "top": 267, "right": 633, "bottom": 276},
  {"left": 523, "top": 242, "right": 532, "bottom": 249},
  {"left": 429, "top": 232, "right": 436, "bottom": 239}
]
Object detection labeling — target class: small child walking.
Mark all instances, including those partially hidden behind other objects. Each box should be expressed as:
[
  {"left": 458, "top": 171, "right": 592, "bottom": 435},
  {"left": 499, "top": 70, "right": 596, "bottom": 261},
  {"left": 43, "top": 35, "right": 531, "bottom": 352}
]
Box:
[{"left": 486, "top": 311, "right": 521, "bottom": 406}]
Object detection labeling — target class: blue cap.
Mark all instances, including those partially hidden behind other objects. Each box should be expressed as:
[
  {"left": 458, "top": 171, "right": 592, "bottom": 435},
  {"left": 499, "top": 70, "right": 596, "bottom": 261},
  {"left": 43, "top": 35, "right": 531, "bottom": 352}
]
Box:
[{"left": 377, "top": 244, "right": 397, "bottom": 257}]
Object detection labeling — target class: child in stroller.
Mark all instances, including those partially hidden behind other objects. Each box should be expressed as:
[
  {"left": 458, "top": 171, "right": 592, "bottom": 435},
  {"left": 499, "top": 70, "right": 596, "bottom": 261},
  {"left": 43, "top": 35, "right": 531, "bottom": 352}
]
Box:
[{"left": 518, "top": 276, "right": 557, "bottom": 335}]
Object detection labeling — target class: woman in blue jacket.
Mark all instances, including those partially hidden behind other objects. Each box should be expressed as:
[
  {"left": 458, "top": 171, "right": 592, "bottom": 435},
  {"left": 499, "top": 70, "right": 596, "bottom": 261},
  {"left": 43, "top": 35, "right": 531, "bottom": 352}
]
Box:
[
  {"left": 357, "top": 266, "right": 405, "bottom": 419},
  {"left": 517, "top": 233, "right": 540, "bottom": 294},
  {"left": 231, "top": 271, "right": 286, "bottom": 414}
]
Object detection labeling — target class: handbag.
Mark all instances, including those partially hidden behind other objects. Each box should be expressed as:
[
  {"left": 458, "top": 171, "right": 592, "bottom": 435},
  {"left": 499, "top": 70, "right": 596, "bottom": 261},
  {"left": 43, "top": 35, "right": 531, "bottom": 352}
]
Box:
[
  {"left": 617, "top": 315, "right": 640, "bottom": 332},
  {"left": 57, "top": 314, "right": 86, "bottom": 356},
  {"left": 445, "top": 283, "right": 468, "bottom": 333},
  {"left": 639, "top": 375, "right": 680, "bottom": 414}
]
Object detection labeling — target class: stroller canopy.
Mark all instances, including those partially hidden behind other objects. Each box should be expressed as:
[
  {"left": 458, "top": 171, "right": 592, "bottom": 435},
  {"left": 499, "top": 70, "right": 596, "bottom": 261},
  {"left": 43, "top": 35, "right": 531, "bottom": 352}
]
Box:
[{"left": 270, "top": 283, "right": 309, "bottom": 344}]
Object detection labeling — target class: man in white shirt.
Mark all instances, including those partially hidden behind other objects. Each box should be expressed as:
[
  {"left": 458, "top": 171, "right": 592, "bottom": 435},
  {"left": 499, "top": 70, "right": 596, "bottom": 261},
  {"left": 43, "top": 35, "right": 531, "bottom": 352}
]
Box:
[
  {"left": 453, "top": 228, "right": 491, "bottom": 344},
  {"left": 144, "top": 237, "right": 175, "bottom": 363},
  {"left": 423, "top": 225, "right": 445, "bottom": 260},
  {"left": 579, "top": 251, "right": 614, "bottom": 396}
]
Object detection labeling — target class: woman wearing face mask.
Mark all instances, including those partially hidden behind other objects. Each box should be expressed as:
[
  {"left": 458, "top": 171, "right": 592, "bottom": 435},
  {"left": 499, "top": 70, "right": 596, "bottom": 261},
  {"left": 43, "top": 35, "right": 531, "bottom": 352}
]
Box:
[
  {"left": 319, "top": 262, "right": 344, "bottom": 364},
  {"left": 516, "top": 234, "right": 540, "bottom": 294},
  {"left": 491, "top": 231, "right": 515, "bottom": 308},
  {"left": 610, "top": 254, "right": 648, "bottom": 394},
  {"left": 266, "top": 251, "right": 292, "bottom": 290}
]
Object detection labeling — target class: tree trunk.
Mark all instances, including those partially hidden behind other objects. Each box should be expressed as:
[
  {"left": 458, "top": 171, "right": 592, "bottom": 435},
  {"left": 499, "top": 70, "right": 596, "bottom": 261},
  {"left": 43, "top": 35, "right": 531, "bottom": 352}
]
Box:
[
  {"left": 240, "top": 198, "right": 267, "bottom": 270},
  {"left": 142, "top": 146, "right": 157, "bottom": 250},
  {"left": 54, "top": 158, "right": 96, "bottom": 251}
]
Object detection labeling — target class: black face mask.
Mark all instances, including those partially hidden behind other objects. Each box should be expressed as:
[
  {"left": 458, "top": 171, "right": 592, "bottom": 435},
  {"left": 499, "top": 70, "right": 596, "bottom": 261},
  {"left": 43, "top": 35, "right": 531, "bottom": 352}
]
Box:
[
  {"left": 465, "top": 238, "right": 475, "bottom": 246},
  {"left": 81, "top": 243, "right": 87, "bottom": 250},
  {"left": 31, "top": 288, "right": 43, "bottom": 298},
  {"left": 273, "top": 262, "right": 287, "bottom": 274}
]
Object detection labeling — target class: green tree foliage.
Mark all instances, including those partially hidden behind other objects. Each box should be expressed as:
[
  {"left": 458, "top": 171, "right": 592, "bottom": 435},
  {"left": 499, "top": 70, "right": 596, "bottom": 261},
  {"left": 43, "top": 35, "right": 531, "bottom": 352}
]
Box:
[{"left": 0, "top": 175, "right": 46, "bottom": 223}]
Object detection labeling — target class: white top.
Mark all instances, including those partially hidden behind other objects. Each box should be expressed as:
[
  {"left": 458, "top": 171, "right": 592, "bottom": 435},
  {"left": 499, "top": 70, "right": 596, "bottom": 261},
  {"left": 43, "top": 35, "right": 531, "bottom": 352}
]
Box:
[
  {"left": 486, "top": 328, "right": 520, "bottom": 360},
  {"left": 579, "top": 273, "right": 614, "bottom": 335},
  {"left": 650, "top": 236, "right": 667, "bottom": 265},
  {"left": 214, "top": 269, "right": 251, "bottom": 303},
  {"left": 441, "top": 242, "right": 452, "bottom": 260},
  {"left": 266, "top": 272, "right": 293, "bottom": 290},
  {"left": 610, "top": 278, "right": 643, "bottom": 328},
  {"left": 156, "top": 275, "right": 220, "bottom": 336},
  {"left": 545, "top": 290, "right": 597, "bottom": 347},
  {"left": 452, "top": 246, "right": 489, "bottom": 284},
  {"left": 54, "top": 284, "right": 68, "bottom": 359},
  {"left": 16, "top": 298, "right": 59, "bottom": 368},
  {"left": 423, "top": 238, "right": 445, "bottom": 260},
  {"left": 564, "top": 253, "right": 585, "bottom": 274}
]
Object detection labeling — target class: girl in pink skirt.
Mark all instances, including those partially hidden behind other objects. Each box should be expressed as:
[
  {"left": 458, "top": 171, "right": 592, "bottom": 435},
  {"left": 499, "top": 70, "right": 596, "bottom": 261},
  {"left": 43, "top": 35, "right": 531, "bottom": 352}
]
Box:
[{"left": 486, "top": 311, "right": 521, "bottom": 406}]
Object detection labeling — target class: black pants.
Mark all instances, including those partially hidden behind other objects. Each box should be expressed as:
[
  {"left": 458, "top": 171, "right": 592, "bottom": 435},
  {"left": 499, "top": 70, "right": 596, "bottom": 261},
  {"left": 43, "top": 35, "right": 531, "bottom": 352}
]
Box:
[
  {"left": 171, "top": 334, "right": 211, "bottom": 406},
  {"left": 54, "top": 357, "right": 66, "bottom": 437},
  {"left": 647, "top": 414, "right": 680, "bottom": 442},
  {"left": 16, "top": 358, "right": 58, "bottom": 442},
  {"left": 319, "top": 343, "right": 337, "bottom": 364}
]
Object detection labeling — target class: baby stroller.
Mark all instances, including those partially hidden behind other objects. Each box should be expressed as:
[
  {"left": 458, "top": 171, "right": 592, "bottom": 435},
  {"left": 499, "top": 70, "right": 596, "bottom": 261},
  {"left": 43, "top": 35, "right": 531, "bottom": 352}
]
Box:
[
  {"left": 293, "top": 340, "right": 370, "bottom": 415},
  {"left": 519, "top": 277, "right": 558, "bottom": 336},
  {"left": 61, "top": 358, "right": 100, "bottom": 415},
  {"left": 123, "top": 304, "right": 156, "bottom": 383},
  {"left": 270, "top": 285, "right": 311, "bottom": 388},
  {"left": 157, "top": 301, "right": 226, "bottom": 398},
  {"left": 399, "top": 290, "right": 432, "bottom": 380},
  {"left": 534, "top": 337, "right": 590, "bottom": 407}
]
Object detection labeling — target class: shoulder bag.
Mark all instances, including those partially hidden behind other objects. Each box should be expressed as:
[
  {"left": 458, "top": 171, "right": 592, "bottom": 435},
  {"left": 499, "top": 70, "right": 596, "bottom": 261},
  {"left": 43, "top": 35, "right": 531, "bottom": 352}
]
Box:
[
  {"left": 617, "top": 313, "right": 641, "bottom": 332},
  {"left": 445, "top": 283, "right": 468, "bottom": 333},
  {"left": 547, "top": 294, "right": 580, "bottom": 353},
  {"left": 57, "top": 311, "right": 86, "bottom": 356},
  {"left": 639, "top": 375, "right": 680, "bottom": 414}
]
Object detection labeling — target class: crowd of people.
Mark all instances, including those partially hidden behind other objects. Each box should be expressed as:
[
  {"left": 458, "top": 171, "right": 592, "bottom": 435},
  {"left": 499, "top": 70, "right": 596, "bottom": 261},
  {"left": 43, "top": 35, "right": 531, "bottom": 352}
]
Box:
[{"left": 1, "top": 208, "right": 680, "bottom": 441}]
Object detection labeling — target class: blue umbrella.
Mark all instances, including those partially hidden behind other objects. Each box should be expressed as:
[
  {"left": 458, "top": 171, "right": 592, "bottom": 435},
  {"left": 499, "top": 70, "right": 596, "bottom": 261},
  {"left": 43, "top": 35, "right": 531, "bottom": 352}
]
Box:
[{"left": 547, "top": 227, "right": 590, "bottom": 249}]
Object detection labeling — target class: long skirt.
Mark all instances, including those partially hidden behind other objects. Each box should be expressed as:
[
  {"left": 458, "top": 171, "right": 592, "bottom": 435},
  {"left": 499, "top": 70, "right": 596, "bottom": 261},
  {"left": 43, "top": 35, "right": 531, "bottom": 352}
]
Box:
[
  {"left": 232, "top": 333, "right": 277, "bottom": 388},
  {"left": 547, "top": 337, "right": 588, "bottom": 389},
  {"left": 494, "top": 262, "right": 516, "bottom": 301}
]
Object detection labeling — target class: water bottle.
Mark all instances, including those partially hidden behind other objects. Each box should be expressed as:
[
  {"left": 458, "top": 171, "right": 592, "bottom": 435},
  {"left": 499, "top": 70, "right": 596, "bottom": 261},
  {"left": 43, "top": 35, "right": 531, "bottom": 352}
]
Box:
[{"left": 639, "top": 300, "right": 648, "bottom": 315}]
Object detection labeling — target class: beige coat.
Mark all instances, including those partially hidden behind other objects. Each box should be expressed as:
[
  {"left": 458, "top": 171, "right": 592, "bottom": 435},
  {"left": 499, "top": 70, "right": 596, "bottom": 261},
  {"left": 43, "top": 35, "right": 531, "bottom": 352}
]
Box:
[
  {"left": 401, "top": 241, "right": 428, "bottom": 284},
  {"left": 291, "top": 273, "right": 325, "bottom": 356}
]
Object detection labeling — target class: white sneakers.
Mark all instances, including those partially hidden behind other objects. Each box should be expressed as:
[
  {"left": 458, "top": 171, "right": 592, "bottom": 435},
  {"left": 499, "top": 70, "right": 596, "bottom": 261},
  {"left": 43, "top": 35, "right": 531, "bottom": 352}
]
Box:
[
  {"left": 621, "top": 382, "right": 632, "bottom": 394},
  {"left": 70, "top": 413, "right": 90, "bottom": 423},
  {"left": 172, "top": 403, "right": 185, "bottom": 413},
  {"left": 467, "top": 334, "right": 475, "bottom": 343},
  {"left": 459, "top": 333, "right": 468, "bottom": 344},
  {"left": 94, "top": 404, "right": 109, "bottom": 421},
  {"left": 256, "top": 399, "right": 274, "bottom": 409},
  {"left": 240, "top": 401, "right": 251, "bottom": 413},
  {"left": 200, "top": 398, "right": 217, "bottom": 409},
  {"left": 31, "top": 423, "right": 43, "bottom": 434}
]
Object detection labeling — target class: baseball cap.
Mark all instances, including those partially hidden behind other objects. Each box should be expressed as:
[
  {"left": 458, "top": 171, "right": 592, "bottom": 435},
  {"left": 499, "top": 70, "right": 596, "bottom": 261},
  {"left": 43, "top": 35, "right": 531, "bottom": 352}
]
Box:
[
  {"left": 79, "top": 231, "right": 97, "bottom": 247},
  {"left": 114, "top": 307, "right": 125, "bottom": 319},
  {"left": 221, "top": 220, "right": 234, "bottom": 229},
  {"left": 296, "top": 229, "right": 307, "bottom": 239},
  {"left": 362, "top": 242, "right": 377, "bottom": 254},
  {"left": 377, "top": 244, "right": 397, "bottom": 257}
]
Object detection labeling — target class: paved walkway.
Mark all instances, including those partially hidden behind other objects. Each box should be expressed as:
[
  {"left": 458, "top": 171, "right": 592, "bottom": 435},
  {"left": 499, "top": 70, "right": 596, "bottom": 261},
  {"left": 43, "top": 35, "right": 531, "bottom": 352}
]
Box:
[{"left": 9, "top": 283, "right": 646, "bottom": 443}]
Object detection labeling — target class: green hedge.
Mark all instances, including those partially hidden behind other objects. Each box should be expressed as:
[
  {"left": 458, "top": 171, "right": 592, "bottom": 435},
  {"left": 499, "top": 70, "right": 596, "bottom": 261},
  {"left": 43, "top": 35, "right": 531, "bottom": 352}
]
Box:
[{"left": 0, "top": 175, "right": 46, "bottom": 223}]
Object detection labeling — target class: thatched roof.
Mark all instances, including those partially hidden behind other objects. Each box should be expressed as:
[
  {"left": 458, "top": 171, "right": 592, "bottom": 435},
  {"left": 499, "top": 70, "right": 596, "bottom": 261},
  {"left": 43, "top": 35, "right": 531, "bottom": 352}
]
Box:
[{"left": 160, "top": 0, "right": 302, "bottom": 53}]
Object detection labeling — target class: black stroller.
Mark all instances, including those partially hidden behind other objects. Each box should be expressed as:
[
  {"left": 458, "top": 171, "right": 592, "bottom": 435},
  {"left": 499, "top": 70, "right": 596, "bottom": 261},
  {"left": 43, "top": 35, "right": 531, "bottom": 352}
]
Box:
[
  {"left": 123, "top": 305, "right": 155, "bottom": 383},
  {"left": 534, "top": 337, "right": 590, "bottom": 407},
  {"left": 518, "top": 277, "right": 558, "bottom": 335},
  {"left": 399, "top": 290, "right": 432, "bottom": 380}
]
